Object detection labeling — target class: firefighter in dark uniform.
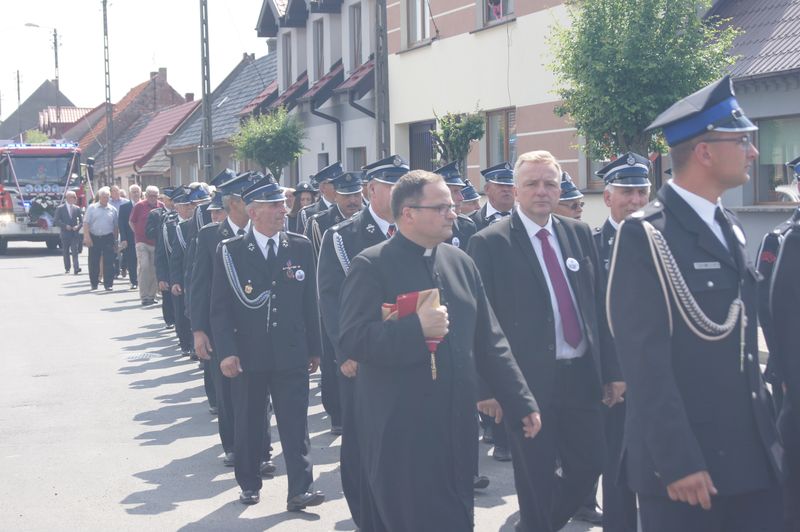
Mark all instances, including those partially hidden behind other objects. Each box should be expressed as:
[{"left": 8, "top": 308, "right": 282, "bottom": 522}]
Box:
[
  {"left": 433, "top": 161, "right": 477, "bottom": 251},
  {"left": 555, "top": 171, "right": 585, "bottom": 221},
  {"left": 190, "top": 172, "right": 267, "bottom": 467},
  {"left": 158, "top": 187, "right": 193, "bottom": 354},
  {"left": 316, "top": 154, "right": 407, "bottom": 527},
  {"left": 299, "top": 170, "right": 337, "bottom": 233},
  {"left": 589, "top": 152, "right": 652, "bottom": 531},
  {"left": 210, "top": 177, "right": 324, "bottom": 509},
  {"left": 607, "top": 76, "right": 784, "bottom": 532},
  {"left": 762, "top": 154, "right": 800, "bottom": 530},
  {"left": 459, "top": 179, "right": 481, "bottom": 216},
  {"left": 286, "top": 182, "right": 317, "bottom": 233},
  {"left": 470, "top": 162, "right": 516, "bottom": 230},
  {"left": 150, "top": 187, "right": 175, "bottom": 326}
]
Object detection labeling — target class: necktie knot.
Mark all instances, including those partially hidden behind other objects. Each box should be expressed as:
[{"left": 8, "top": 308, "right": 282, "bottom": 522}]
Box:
[
  {"left": 387, "top": 224, "right": 396, "bottom": 238},
  {"left": 535, "top": 228, "right": 550, "bottom": 241},
  {"left": 237, "top": 228, "right": 245, "bottom": 236}
]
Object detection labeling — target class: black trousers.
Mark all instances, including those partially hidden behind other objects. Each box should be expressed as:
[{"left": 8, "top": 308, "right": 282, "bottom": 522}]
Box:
[
  {"left": 161, "top": 290, "right": 174, "bottom": 325},
  {"left": 480, "top": 411, "right": 509, "bottom": 448},
  {"left": 639, "top": 484, "right": 783, "bottom": 532},
  {"left": 508, "top": 356, "right": 605, "bottom": 532},
  {"left": 320, "top": 327, "right": 342, "bottom": 427},
  {"left": 172, "top": 294, "right": 192, "bottom": 350},
  {"left": 602, "top": 401, "right": 637, "bottom": 532},
  {"left": 88, "top": 233, "right": 115, "bottom": 288},
  {"left": 232, "top": 367, "right": 312, "bottom": 499},
  {"left": 338, "top": 371, "right": 361, "bottom": 526},
  {"left": 123, "top": 241, "right": 137, "bottom": 284},
  {"left": 778, "top": 398, "right": 800, "bottom": 531},
  {"left": 60, "top": 231, "right": 80, "bottom": 272},
  {"left": 203, "top": 359, "right": 216, "bottom": 408}
]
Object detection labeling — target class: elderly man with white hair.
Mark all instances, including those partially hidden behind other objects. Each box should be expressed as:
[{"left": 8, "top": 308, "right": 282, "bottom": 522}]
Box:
[
  {"left": 129, "top": 185, "right": 164, "bottom": 305},
  {"left": 83, "top": 187, "right": 119, "bottom": 291},
  {"left": 54, "top": 190, "right": 83, "bottom": 274}
]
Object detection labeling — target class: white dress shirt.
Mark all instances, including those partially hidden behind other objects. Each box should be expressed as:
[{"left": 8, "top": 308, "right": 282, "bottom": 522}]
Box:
[
  {"left": 607, "top": 216, "right": 620, "bottom": 231},
  {"left": 668, "top": 179, "right": 728, "bottom": 250},
  {"left": 517, "top": 210, "right": 588, "bottom": 360},
  {"left": 228, "top": 219, "right": 250, "bottom": 236},
  {"left": 252, "top": 228, "right": 279, "bottom": 260},
  {"left": 368, "top": 204, "right": 392, "bottom": 237}
]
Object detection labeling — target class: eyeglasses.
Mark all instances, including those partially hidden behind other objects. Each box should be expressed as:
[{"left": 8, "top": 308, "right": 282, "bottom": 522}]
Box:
[
  {"left": 407, "top": 203, "right": 457, "bottom": 216},
  {"left": 702, "top": 135, "right": 753, "bottom": 149},
  {"left": 562, "top": 201, "right": 585, "bottom": 210}
]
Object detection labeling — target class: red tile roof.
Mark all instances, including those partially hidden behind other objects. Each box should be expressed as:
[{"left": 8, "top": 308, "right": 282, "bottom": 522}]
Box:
[
  {"left": 335, "top": 59, "right": 375, "bottom": 95},
  {"left": 114, "top": 100, "right": 200, "bottom": 170},
  {"left": 238, "top": 80, "right": 279, "bottom": 116},
  {"left": 301, "top": 60, "right": 344, "bottom": 102},
  {"left": 78, "top": 80, "right": 150, "bottom": 152},
  {"left": 268, "top": 71, "right": 308, "bottom": 110},
  {"left": 39, "top": 106, "right": 94, "bottom": 126}
]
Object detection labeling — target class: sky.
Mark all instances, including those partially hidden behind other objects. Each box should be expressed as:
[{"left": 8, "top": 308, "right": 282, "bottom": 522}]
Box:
[{"left": 0, "top": 0, "right": 268, "bottom": 122}]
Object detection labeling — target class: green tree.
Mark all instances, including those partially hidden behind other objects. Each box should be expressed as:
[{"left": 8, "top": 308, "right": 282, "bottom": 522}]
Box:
[
  {"left": 431, "top": 109, "right": 485, "bottom": 175},
  {"left": 24, "top": 129, "right": 49, "bottom": 143},
  {"left": 231, "top": 107, "right": 306, "bottom": 179},
  {"left": 549, "top": 0, "right": 740, "bottom": 159}
]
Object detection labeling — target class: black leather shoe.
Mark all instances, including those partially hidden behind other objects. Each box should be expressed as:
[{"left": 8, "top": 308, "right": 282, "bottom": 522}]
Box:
[
  {"left": 473, "top": 475, "right": 490, "bottom": 490},
  {"left": 209, "top": 405, "right": 218, "bottom": 415},
  {"left": 223, "top": 452, "right": 235, "bottom": 467},
  {"left": 286, "top": 491, "right": 325, "bottom": 512},
  {"left": 493, "top": 446, "right": 512, "bottom": 462},
  {"left": 239, "top": 490, "right": 260, "bottom": 505},
  {"left": 260, "top": 459, "right": 276, "bottom": 476},
  {"left": 572, "top": 506, "right": 603, "bottom": 525}
]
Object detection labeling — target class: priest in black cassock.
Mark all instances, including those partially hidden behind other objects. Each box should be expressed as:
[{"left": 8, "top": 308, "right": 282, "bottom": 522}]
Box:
[{"left": 339, "top": 170, "right": 541, "bottom": 531}]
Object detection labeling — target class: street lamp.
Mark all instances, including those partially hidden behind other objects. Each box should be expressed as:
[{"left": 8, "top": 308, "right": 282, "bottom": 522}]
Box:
[{"left": 24, "top": 22, "right": 60, "bottom": 123}]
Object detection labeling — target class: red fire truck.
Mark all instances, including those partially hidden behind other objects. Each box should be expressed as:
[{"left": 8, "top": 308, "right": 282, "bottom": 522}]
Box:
[{"left": 0, "top": 141, "right": 92, "bottom": 253}]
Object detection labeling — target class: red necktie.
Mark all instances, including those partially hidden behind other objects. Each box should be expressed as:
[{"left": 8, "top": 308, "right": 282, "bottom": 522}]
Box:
[
  {"left": 387, "top": 224, "right": 396, "bottom": 238},
  {"left": 535, "top": 228, "right": 582, "bottom": 348}
]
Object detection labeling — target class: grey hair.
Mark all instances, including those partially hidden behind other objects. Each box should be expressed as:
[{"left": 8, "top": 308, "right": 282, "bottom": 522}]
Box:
[
  {"left": 145, "top": 185, "right": 159, "bottom": 195},
  {"left": 97, "top": 186, "right": 111, "bottom": 198}
]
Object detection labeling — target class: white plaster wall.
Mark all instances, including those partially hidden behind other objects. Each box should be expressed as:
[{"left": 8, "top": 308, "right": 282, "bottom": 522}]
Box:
[
  {"left": 297, "top": 119, "right": 338, "bottom": 178},
  {"left": 388, "top": 5, "right": 568, "bottom": 130}
]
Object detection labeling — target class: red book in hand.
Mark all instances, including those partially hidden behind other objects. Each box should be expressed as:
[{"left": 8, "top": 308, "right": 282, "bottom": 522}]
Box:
[{"left": 382, "top": 288, "right": 442, "bottom": 379}]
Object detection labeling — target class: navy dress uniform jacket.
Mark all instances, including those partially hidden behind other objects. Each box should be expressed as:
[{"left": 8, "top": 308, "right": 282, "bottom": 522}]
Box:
[
  {"left": 607, "top": 185, "right": 782, "bottom": 496},
  {"left": 210, "top": 229, "right": 321, "bottom": 373},
  {"left": 190, "top": 219, "right": 234, "bottom": 335}
]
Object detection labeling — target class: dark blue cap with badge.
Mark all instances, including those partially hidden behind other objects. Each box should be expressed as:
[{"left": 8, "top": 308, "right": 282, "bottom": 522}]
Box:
[
  {"left": 313, "top": 162, "right": 344, "bottom": 185},
  {"left": 559, "top": 171, "right": 583, "bottom": 200},
  {"left": 219, "top": 171, "right": 263, "bottom": 197},
  {"left": 162, "top": 186, "right": 176, "bottom": 197},
  {"left": 241, "top": 176, "right": 285, "bottom": 204},
  {"left": 787, "top": 155, "right": 800, "bottom": 177},
  {"left": 646, "top": 75, "right": 757, "bottom": 147},
  {"left": 481, "top": 162, "right": 514, "bottom": 185},
  {"left": 170, "top": 186, "right": 190, "bottom": 204},
  {"left": 187, "top": 184, "right": 211, "bottom": 203},
  {"left": 210, "top": 168, "right": 237, "bottom": 188},
  {"left": 207, "top": 192, "right": 224, "bottom": 211},
  {"left": 461, "top": 179, "right": 480, "bottom": 202},
  {"left": 596, "top": 152, "right": 651, "bottom": 187},
  {"left": 433, "top": 161, "right": 466, "bottom": 187},
  {"left": 332, "top": 171, "right": 364, "bottom": 195},
  {"left": 362, "top": 155, "right": 409, "bottom": 184},
  {"left": 293, "top": 181, "right": 316, "bottom": 196}
]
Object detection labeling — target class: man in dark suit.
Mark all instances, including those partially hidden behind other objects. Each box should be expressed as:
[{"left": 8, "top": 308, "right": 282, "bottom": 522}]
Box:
[
  {"left": 470, "top": 162, "right": 516, "bottom": 230},
  {"left": 761, "top": 155, "right": 800, "bottom": 530},
  {"left": 591, "top": 153, "right": 652, "bottom": 532},
  {"left": 117, "top": 186, "right": 138, "bottom": 289},
  {"left": 316, "top": 154, "right": 407, "bottom": 527},
  {"left": 468, "top": 150, "right": 621, "bottom": 532},
  {"left": 210, "top": 178, "right": 324, "bottom": 510},
  {"left": 608, "top": 76, "right": 784, "bottom": 532},
  {"left": 338, "top": 170, "right": 540, "bottom": 531},
  {"left": 54, "top": 190, "right": 82, "bottom": 274}
]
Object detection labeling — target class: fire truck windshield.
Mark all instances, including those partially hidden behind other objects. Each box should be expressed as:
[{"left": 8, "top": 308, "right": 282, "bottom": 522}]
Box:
[{"left": 2, "top": 155, "right": 73, "bottom": 187}]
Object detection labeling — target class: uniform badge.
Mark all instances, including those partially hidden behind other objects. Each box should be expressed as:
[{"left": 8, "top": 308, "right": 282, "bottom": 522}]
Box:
[
  {"left": 451, "top": 236, "right": 460, "bottom": 248},
  {"left": 566, "top": 257, "right": 580, "bottom": 272},
  {"left": 608, "top": 236, "right": 614, "bottom": 247},
  {"left": 283, "top": 260, "right": 301, "bottom": 279},
  {"left": 222, "top": 228, "right": 229, "bottom": 237},
  {"left": 732, "top": 225, "right": 746, "bottom": 246},
  {"left": 366, "top": 224, "right": 375, "bottom": 233},
  {"left": 281, "top": 238, "right": 289, "bottom": 248},
  {"left": 244, "top": 283, "right": 253, "bottom": 294},
  {"left": 335, "top": 215, "right": 342, "bottom": 223},
  {"left": 627, "top": 154, "right": 635, "bottom": 166},
  {"left": 295, "top": 269, "right": 305, "bottom": 282},
  {"left": 247, "top": 242, "right": 256, "bottom": 252}
]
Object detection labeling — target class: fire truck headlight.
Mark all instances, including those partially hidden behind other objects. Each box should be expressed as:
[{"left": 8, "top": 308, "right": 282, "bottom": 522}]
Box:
[{"left": 0, "top": 212, "right": 14, "bottom": 225}]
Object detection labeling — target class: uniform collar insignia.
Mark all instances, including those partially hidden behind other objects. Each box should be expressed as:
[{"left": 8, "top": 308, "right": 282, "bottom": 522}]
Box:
[
  {"left": 247, "top": 242, "right": 256, "bottom": 252},
  {"left": 366, "top": 223, "right": 375, "bottom": 233},
  {"left": 281, "top": 237, "right": 289, "bottom": 248},
  {"left": 222, "top": 228, "right": 230, "bottom": 236}
]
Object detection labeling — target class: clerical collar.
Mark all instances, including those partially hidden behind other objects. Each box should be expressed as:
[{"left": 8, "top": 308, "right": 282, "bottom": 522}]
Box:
[
  {"left": 607, "top": 217, "right": 620, "bottom": 231},
  {"left": 394, "top": 231, "right": 438, "bottom": 257},
  {"left": 668, "top": 179, "right": 723, "bottom": 232},
  {"left": 368, "top": 204, "right": 392, "bottom": 236}
]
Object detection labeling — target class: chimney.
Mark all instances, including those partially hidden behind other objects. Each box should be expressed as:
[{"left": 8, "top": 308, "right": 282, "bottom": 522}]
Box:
[
  {"left": 159, "top": 67, "right": 167, "bottom": 82},
  {"left": 185, "top": 93, "right": 194, "bottom": 102},
  {"left": 150, "top": 71, "right": 157, "bottom": 80}
]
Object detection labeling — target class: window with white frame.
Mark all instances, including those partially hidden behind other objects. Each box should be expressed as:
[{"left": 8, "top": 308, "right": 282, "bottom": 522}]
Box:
[
  {"left": 313, "top": 20, "right": 325, "bottom": 81},
  {"left": 347, "top": 146, "right": 367, "bottom": 171},
  {"left": 486, "top": 108, "right": 517, "bottom": 167},
  {"left": 407, "top": 0, "right": 430, "bottom": 45},
  {"left": 755, "top": 115, "right": 800, "bottom": 203},
  {"left": 189, "top": 163, "right": 198, "bottom": 181},
  {"left": 350, "top": 3, "right": 363, "bottom": 69},
  {"left": 282, "top": 33, "right": 293, "bottom": 87},
  {"left": 483, "top": 0, "right": 514, "bottom": 25}
]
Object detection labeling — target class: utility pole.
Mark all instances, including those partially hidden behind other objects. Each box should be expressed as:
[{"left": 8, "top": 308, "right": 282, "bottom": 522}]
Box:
[
  {"left": 374, "top": 0, "right": 390, "bottom": 158},
  {"left": 53, "top": 29, "right": 60, "bottom": 123},
  {"left": 199, "top": 0, "right": 214, "bottom": 182},
  {"left": 102, "top": 0, "right": 114, "bottom": 184},
  {"left": 17, "top": 70, "right": 22, "bottom": 142}
]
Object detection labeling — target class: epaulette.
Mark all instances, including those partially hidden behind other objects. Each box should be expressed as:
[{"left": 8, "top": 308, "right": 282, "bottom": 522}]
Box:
[
  {"left": 287, "top": 231, "right": 311, "bottom": 243},
  {"left": 628, "top": 198, "right": 665, "bottom": 222},
  {"left": 220, "top": 234, "right": 245, "bottom": 246},
  {"left": 199, "top": 221, "right": 221, "bottom": 232},
  {"left": 593, "top": 226, "right": 602, "bottom": 235},
  {"left": 457, "top": 213, "right": 476, "bottom": 225},
  {"left": 330, "top": 211, "right": 360, "bottom": 233},
  {"left": 165, "top": 211, "right": 179, "bottom": 223},
  {"left": 308, "top": 210, "right": 327, "bottom": 223}
]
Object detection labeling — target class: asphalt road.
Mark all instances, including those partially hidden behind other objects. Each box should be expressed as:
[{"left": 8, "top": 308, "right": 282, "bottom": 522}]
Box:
[{"left": 0, "top": 242, "right": 601, "bottom": 531}]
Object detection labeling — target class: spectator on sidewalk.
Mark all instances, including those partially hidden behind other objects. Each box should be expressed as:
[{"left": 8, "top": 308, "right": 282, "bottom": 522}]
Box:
[
  {"left": 129, "top": 185, "right": 164, "bottom": 305},
  {"left": 118, "top": 185, "right": 140, "bottom": 289},
  {"left": 54, "top": 190, "right": 82, "bottom": 275},
  {"left": 83, "top": 187, "right": 118, "bottom": 291}
]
